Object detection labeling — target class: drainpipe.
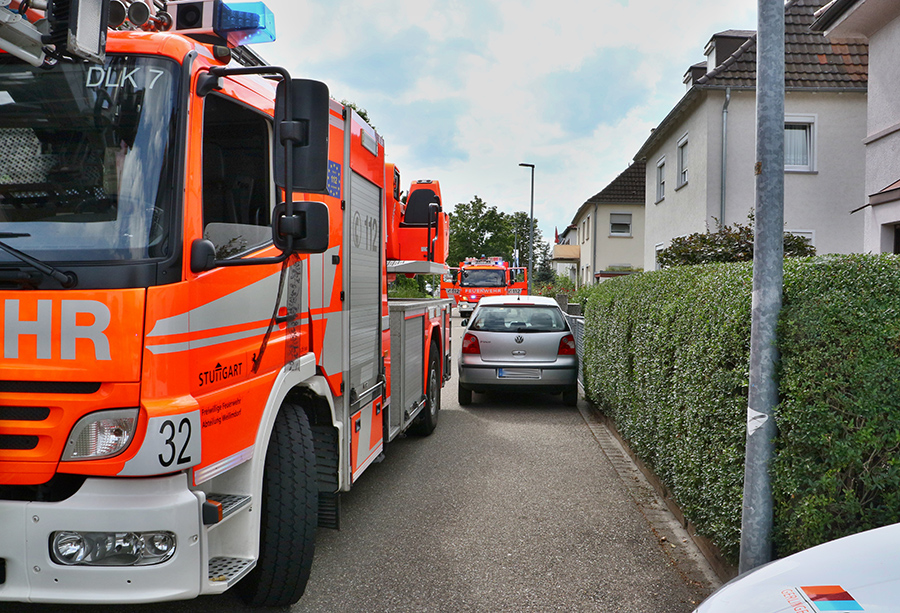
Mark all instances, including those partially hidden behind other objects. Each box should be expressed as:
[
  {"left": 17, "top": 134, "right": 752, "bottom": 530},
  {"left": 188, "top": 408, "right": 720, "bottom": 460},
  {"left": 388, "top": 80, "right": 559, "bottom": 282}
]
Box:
[
  {"left": 592, "top": 204, "right": 598, "bottom": 284},
  {"left": 720, "top": 87, "right": 731, "bottom": 226}
]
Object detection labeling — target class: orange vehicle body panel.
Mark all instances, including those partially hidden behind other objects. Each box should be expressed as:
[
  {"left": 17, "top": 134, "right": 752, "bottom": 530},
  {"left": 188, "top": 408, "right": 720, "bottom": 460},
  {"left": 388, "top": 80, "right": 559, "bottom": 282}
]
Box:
[{"left": 0, "top": 26, "right": 449, "bottom": 496}]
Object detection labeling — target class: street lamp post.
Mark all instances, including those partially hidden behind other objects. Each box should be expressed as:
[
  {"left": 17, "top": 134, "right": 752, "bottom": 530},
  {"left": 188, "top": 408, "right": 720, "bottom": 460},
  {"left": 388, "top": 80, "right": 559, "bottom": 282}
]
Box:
[{"left": 519, "top": 163, "right": 534, "bottom": 295}]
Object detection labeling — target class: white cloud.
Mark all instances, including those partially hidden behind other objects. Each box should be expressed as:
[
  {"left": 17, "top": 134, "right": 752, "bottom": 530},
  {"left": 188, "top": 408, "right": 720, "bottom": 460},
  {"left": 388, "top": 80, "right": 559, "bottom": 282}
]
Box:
[{"left": 258, "top": 0, "right": 757, "bottom": 244}]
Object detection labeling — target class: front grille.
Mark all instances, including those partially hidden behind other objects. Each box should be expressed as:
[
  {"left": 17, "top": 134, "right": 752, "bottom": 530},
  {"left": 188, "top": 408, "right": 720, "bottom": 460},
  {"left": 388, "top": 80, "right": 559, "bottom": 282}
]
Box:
[
  {"left": 0, "top": 435, "right": 39, "bottom": 450},
  {"left": 0, "top": 381, "right": 101, "bottom": 394},
  {"left": 0, "top": 406, "right": 51, "bottom": 421}
]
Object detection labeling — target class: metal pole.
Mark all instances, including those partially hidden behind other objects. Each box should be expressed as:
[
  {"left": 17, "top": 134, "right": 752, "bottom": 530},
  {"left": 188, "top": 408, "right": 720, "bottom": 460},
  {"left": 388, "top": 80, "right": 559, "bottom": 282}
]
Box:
[
  {"left": 740, "top": 0, "right": 784, "bottom": 575},
  {"left": 520, "top": 163, "right": 535, "bottom": 294}
]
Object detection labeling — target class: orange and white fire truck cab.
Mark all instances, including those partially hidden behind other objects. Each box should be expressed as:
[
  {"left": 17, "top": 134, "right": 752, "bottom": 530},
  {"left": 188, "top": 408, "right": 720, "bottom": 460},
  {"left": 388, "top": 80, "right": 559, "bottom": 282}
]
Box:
[
  {"left": 441, "top": 257, "right": 528, "bottom": 317},
  {"left": 0, "top": 0, "right": 451, "bottom": 607}
]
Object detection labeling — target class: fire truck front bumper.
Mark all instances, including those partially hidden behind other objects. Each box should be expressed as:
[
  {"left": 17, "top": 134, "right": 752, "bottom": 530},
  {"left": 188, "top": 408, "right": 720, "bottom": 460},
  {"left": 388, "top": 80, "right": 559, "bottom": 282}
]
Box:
[{"left": 0, "top": 473, "right": 203, "bottom": 604}]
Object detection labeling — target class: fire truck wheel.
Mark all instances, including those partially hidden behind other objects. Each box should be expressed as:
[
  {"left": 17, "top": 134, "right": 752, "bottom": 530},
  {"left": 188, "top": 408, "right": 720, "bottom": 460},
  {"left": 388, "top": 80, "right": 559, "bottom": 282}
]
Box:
[
  {"left": 458, "top": 384, "right": 472, "bottom": 406},
  {"left": 237, "top": 405, "right": 317, "bottom": 607},
  {"left": 409, "top": 343, "right": 441, "bottom": 436}
]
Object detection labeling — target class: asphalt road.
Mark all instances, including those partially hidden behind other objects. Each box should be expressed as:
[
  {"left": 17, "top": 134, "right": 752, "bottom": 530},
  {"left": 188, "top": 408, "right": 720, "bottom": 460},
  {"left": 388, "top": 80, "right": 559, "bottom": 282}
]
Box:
[{"left": 9, "top": 317, "right": 718, "bottom": 613}]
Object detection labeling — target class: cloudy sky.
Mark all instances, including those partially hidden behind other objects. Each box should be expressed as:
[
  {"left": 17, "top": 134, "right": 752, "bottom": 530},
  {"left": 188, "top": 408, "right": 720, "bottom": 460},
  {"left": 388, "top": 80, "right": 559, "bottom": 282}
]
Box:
[{"left": 257, "top": 0, "right": 758, "bottom": 245}]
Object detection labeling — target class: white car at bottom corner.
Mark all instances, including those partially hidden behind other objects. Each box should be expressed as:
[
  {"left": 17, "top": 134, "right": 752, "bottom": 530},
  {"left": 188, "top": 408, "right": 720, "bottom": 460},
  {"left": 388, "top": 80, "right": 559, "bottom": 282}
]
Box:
[{"left": 695, "top": 522, "right": 900, "bottom": 612}]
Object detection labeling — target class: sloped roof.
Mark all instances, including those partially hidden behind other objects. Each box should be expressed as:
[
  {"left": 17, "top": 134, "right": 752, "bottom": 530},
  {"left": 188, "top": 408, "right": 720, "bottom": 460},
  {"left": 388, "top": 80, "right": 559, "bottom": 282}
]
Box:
[
  {"left": 635, "top": 0, "right": 867, "bottom": 161},
  {"left": 570, "top": 161, "right": 646, "bottom": 224},
  {"left": 701, "top": 0, "right": 867, "bottom": 89}
]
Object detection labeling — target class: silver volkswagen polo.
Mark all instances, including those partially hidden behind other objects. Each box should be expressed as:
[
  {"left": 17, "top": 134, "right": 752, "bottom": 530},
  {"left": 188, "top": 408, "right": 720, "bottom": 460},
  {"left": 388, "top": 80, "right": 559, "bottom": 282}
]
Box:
[{"left": 457, "top": 295, "right": 578, "bottom": 406}]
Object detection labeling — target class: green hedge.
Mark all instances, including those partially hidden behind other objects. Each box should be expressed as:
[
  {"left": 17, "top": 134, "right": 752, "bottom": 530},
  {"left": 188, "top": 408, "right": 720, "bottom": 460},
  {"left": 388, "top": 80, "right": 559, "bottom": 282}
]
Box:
[{"left": 581, "top": 254, "right": 900, "bottom": 562}]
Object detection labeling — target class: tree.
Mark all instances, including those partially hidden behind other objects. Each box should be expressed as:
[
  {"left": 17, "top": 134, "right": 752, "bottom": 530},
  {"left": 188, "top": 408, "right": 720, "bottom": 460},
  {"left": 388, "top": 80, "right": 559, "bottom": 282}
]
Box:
[
  {"left": 447, "top": 196, "right": 509, "bottom": 265},
  {"left": 656, "top": 214, "right": 816, "bottom": 268},
  {"left": 533, "top": 239, "right": 555, "bottom": 286},
  {"left": 448, "top": 197, "right": 546, "bottom": 265}
]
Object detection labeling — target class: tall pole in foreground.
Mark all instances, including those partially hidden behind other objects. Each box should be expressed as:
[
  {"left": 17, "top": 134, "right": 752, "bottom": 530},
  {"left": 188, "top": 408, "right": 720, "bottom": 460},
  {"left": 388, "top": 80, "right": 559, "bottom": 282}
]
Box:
[
  {"left": 519, "top": 163, "right": 535, "bottom": 295},
  {"left": 740, "top": 0, "right": 784, "bottom": 575}
]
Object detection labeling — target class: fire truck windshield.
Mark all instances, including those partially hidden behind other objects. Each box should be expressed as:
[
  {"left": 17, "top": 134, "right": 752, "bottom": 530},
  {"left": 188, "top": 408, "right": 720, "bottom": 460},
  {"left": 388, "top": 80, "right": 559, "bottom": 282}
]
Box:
[
  {"left": 0, "top": 55, "right": 180, "bottom": 263},
  {"left": 460, "top": 269, "right": 506, "bottom": 288}
]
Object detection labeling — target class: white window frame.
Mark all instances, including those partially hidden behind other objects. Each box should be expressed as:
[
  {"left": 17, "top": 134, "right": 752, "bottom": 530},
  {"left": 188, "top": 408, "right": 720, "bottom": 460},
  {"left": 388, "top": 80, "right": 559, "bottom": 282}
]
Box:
[
  {"left": 654, "top": 243, "right": 665, "bottom": 270},
  {"left": 656, "top": 156, "right": 666, "bottom": 203},
  {"left": 609, "top": 212, "right": 633, "bottom": 237},
  {"left": 676, "top": 133, "right": 688, "bottom": 189},
  {"left": 784, "top": 114, "right": 816, "bottom": 173}
]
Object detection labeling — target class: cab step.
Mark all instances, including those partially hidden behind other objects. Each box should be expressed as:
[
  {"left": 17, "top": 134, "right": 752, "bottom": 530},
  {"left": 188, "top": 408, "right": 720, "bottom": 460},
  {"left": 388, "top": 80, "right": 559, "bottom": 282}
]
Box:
[
  {"left": 203, "top": 493, "right": 251, "bottom": 525},
  {"left": 208, "top": 556, "right": 254, "bottom": 588}
]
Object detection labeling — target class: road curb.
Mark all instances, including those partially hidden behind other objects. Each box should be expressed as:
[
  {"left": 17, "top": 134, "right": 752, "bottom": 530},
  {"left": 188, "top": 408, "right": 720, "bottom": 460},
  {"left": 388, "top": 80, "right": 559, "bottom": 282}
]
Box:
[{"left": 576, "top": 397, "right": 737, "bottom": 590}]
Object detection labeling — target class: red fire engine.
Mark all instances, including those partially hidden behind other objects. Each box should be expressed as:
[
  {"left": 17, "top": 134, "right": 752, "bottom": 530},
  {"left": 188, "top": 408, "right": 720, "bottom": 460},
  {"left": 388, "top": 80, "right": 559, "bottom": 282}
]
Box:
[
  {"left": 441, "top": 257, "right": 528, "bottom": 317},
  {"left": 0, "top": 0, "right": 451, "bottom": 606}
]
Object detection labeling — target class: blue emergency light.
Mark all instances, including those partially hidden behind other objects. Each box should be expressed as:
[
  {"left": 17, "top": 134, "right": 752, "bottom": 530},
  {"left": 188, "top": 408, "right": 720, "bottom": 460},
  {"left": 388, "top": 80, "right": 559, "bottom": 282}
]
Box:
[
  {"left": 215, "top": 2, "right": 275, "bottom": 46},
  {"left": 168, "top": 0, "right": 275, "bottom": 46}
]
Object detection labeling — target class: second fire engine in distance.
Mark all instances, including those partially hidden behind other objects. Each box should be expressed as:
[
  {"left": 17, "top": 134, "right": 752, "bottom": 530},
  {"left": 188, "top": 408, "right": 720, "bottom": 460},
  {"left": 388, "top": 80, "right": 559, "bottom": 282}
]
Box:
[{"left": 440, "top": 256, "right": 527, "bottom": 318}]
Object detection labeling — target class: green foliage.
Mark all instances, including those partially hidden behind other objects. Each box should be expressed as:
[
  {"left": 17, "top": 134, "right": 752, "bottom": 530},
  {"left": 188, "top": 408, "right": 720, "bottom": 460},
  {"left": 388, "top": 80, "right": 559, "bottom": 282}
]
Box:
[
  {"left": 656, "top": 215, "right": 816, "bottom": 268},
  {"left": 340, "top": 100, "right": 375, "bottom": 131},
  {"left": 773, "top": 255, "right": 900, "bottom": 556},
  {"left": 448, "top": 196, "right": 547, "bottom": 273},
  {"left": 388, "top": 274, "right": 438, "bottom": 298},
  {"left": 580, "top": 254, "right": 900, "bottom": 562},
  {"left": 534, "top": 272, "right": 575, "bottom": 298}
]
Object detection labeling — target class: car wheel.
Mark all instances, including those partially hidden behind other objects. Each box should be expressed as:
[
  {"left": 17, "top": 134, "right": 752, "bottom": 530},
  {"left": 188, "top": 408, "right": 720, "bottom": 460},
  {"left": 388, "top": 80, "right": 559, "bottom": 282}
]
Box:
[
  {"left": 458, "top": 383, "right": 472, "bottom": 406},
  {"left": 237, "top": 405, "right": 317, "bottom": 607},
  {"left": 409, "top": 342, "right": 440, "bottom": 436},
  {"left": 562, "top": 385, "right": 578, "bottom": 407}
]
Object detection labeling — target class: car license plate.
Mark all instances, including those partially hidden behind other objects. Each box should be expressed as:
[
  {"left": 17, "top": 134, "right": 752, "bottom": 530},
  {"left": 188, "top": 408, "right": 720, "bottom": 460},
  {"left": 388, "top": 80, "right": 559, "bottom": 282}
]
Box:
[{"left": 497, "top": 368, "right": 541, "bottom": 380}]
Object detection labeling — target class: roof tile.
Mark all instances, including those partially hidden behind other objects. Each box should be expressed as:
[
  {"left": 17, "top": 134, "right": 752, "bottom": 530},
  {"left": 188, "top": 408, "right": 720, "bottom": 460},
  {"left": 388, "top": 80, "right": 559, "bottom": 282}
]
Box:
[{"left": 702, "top": 0, "right": 867, "bottom": 90}]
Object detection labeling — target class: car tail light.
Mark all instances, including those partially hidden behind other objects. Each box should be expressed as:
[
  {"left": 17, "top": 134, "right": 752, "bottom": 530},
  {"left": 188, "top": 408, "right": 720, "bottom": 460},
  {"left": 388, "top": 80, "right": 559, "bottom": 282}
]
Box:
[
  {"left": 558, "top": 334, "right": 576, "bottom": 355},
  {"left": 462, "top": 333, "right": 481, "bottom": 354}
]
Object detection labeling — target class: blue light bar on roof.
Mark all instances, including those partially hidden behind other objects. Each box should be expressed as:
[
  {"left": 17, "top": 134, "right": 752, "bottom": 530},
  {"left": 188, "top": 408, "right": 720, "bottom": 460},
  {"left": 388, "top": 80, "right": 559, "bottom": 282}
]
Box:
[{"left": 215, "top": 1, "right": 275, "bottom": 46}]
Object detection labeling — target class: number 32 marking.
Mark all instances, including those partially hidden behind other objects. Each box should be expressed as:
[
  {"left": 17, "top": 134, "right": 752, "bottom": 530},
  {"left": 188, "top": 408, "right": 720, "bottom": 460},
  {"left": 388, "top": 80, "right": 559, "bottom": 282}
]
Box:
[{"left": 158, "top": 417, "right": 193, "bottom": 467}]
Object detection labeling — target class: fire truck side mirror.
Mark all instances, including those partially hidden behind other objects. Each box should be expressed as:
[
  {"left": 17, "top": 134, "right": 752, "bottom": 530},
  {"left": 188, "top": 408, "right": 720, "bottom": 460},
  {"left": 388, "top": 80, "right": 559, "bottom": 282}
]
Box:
[
  {"left": 274, "top": 79, "right": 330, "bottom": 193},
  {"left": 273, "top": 200, "right": 330, "bottom": 253}
]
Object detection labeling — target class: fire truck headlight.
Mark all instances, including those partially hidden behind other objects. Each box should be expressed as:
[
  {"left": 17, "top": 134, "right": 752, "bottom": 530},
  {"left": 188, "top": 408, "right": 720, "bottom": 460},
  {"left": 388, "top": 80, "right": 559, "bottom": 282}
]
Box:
[
  {"left": 50, "top": 531, "right": 176, "bottom": 566},
  {"left": 62, "top": 409, "right": 139, "bottom": 461}
]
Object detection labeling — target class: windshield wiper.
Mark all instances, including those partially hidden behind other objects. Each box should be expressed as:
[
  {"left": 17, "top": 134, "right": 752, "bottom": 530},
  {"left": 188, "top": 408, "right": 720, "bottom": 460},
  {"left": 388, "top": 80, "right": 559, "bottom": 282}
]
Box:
[{"left": 0, "top": 233, "right": 78, "bottom": 288}]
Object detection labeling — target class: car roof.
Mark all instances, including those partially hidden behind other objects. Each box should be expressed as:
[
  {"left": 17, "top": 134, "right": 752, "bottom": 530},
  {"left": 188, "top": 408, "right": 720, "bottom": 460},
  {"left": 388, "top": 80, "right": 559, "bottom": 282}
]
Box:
[{"left": 476, "top": 295, "right": 560, "bottom": 307}]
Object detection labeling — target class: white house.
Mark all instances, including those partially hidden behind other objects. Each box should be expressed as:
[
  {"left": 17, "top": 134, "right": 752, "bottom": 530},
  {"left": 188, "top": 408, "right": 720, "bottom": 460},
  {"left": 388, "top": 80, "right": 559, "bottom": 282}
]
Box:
[
  {"left": 813, "top": 0, "right": 900, "bottom": 254},
  {"left": 567, "top": 161, "right": 645, "bottom": 285},
  {"left": 634, "top": 0, "right": 868, "bottom": 269},
  {"left": 551, "top": 225, "right": 579, "bottom": 284}
]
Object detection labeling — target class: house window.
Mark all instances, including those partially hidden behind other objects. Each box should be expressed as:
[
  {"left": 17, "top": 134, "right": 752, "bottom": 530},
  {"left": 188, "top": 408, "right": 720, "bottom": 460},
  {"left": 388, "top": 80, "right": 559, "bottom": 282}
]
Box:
[
  {"left": 656, "top": 157, "right": 666, "bottom": 202},
  {"left": 785, "top": 115, "right": 815, "bottom": 172},
  {"left": 655, "top": 243, "right": 664, "bottom": 270},
  {"left": 676, "top": 134, "right": 688, "bottom": 188},
  {"left": 610, "top": 213, "right": 632, "bottom": 236}
]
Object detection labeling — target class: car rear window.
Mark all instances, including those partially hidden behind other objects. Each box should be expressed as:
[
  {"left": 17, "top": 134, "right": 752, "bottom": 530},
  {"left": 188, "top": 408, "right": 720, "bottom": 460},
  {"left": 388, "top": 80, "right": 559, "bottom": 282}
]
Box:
[{"left": 470, "top": 305, "right": 567, "bottom": 332}]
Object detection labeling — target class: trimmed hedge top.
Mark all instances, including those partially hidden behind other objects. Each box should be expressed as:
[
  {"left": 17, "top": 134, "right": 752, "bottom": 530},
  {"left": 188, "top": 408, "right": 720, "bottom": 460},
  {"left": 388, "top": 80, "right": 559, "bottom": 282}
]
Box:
[{"left": 581, "top": 254, "right": 900, "bottom": 561}]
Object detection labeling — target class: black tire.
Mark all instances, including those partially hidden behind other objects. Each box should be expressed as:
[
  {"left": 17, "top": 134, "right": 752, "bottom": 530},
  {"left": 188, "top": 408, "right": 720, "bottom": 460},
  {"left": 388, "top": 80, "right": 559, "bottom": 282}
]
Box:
[
  {"left": 563, "top": 385, "right": 578, "bottom": 407},
  {"left": 237, "top": 405, "right": 317, "bottom": 607},
  {"left": 409, "top": 343, "right": 440, "bottom": 436},
  {"left": 458, "top": 383, "right": 472, "bottom": 406}
]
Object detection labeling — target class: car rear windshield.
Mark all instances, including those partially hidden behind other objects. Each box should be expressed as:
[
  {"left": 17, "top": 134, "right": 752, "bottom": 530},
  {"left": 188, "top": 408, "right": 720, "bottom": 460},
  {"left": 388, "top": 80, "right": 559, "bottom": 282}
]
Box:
[{"left": 470, "top": 305, "right": 567, "bottom": 332}]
